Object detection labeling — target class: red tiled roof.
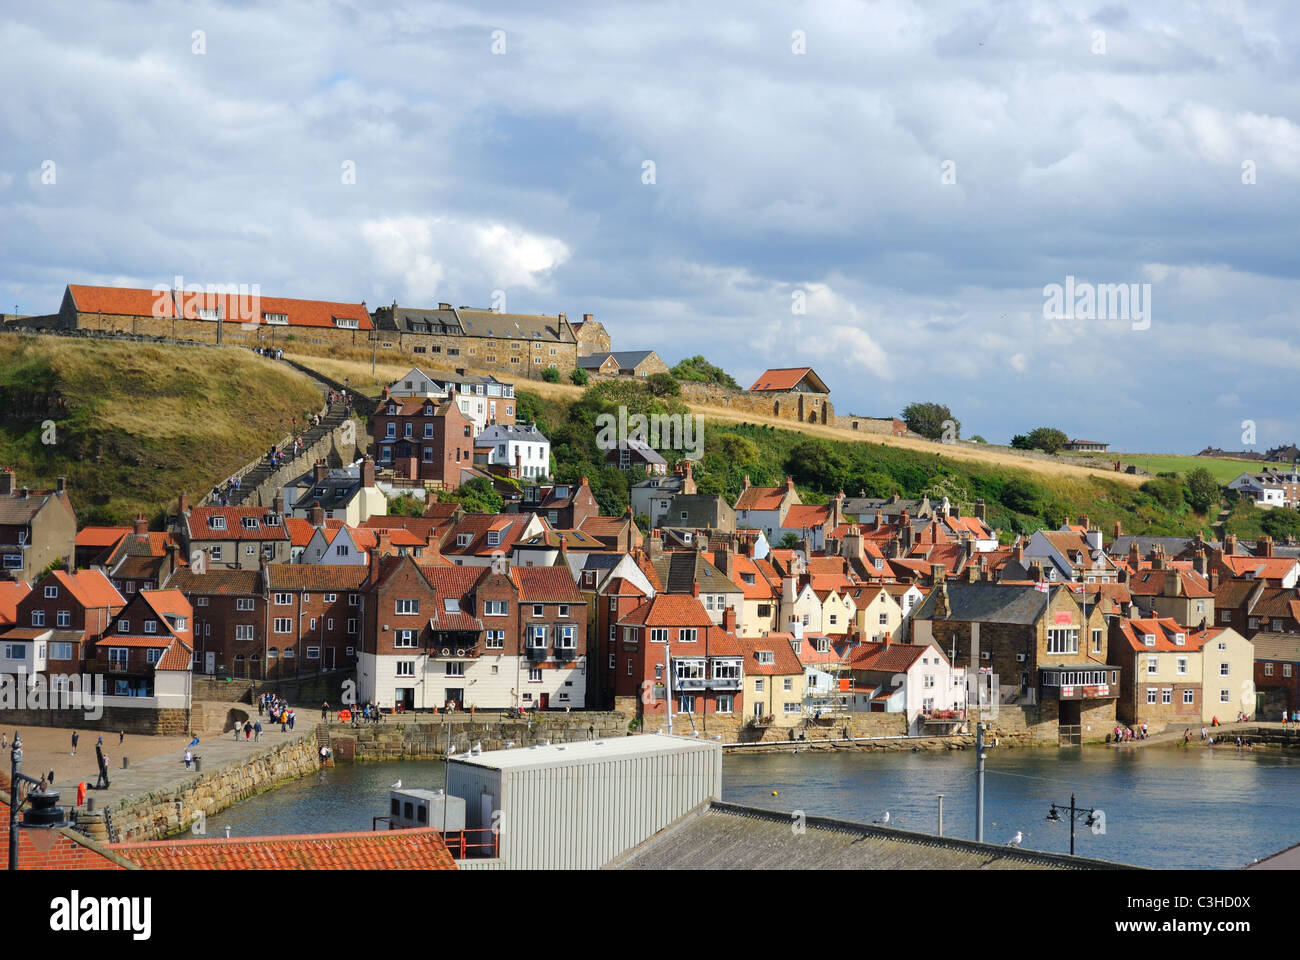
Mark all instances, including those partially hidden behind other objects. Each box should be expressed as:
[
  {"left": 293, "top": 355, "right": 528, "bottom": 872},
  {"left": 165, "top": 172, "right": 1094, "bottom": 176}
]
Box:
[
  {"left": 734, "top": 486, "right": 788, "bottom": 511},
  {"left": 264, "top": 565, "right": 370, "bottom": 591},
  {"left": 165, "top": 569, "right": 262, "bottom": 595},
  {"left": 111, "top": 827, "right": 457, "bottom": 870},
  {"left": 68, "top": 284, "right": 173, "bottom": 318},
  {"left": 618, "top": 594, "right": 714, "bottom": 628},
  {"left": 1114, "top": 617, "right": 1211, "bottom": 653},
  {"left": 186, "top": 507, "right": 289, "bottom": 542},
  {"left": 1220, "top": 556, "right": 1299, "bottom": 581},
  {"left": 76, "top": 526, "right": 132, "bottom": 548},
  {"left": 736, "top": 636, "right": 803, "bottom": 675},
  {"left": 510, "top": 566, "right": 584, "bottom": 603},
  {"left": 70, "top": 285, "right": 372, "bottom": 330},
  {"left": 360, "top": 516, "right": 446, "bottom": 543},
  {"left": 748, "top": 367, "right": 822, "bottom": 392},
  {"left": 286, "top": 518, "right": 343, "bottom": 547},
  {"left": 156, "top": 639, "right": 193, "bottom": 671},
  {"left": 0, "top": 582, "right": 31, "bottom": 625},
  {"left": 784, "top": 504, "right": 831, "bottom": 529},
  {"left": 53, "top": 570, "right": 126, "bottom": 611}
]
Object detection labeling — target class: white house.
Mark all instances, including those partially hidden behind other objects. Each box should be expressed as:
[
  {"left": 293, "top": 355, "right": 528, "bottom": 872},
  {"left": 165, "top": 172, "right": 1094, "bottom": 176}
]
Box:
[
  {"left": 475, "top": 423, "right": 551, "bottom": 479},
  {"left": 1227, "top": 472, "right": 1289, "bottom": 509},
  {"left": 387, "top": 367, "right": 517, "bottom": 434},
  {"left": 846, "top": 639, "right": 966, "bottom": 734}
]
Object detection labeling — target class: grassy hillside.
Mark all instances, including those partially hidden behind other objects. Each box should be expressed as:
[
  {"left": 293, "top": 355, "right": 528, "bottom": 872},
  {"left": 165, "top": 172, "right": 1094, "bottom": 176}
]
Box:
[
  {"left": 0, "top": 336, "right": 325, "bottom": 526},
  {"left": 515, "top": 384, "right": 1221, "bottom": 542},
  {"left": 1062, "top": 450, "right": 1257, "bottom": 484}
]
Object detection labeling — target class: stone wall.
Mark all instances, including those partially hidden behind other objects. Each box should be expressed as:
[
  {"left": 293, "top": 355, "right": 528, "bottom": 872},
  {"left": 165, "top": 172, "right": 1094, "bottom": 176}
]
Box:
[
  {"left": 0, "top": 706, "right": 192, "bottom": 737},
  {"left": 332, "top": 711, "right": 632, "bottom": 760},
  {"left": 80, "top": 735, "right": 320, "bottom": 843},
  {"left": 236, "top": 420, "right": 365, "bottom": 509},
  {"left": 674, "top": 381, "right": 835, "bottom": 426},
  {"left": 636, "top": 709, "right": 909, "bottom": 744}
]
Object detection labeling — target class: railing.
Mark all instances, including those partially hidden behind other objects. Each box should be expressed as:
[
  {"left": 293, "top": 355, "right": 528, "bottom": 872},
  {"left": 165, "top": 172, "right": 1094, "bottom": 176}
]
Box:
[
  {"left": 108, "top": 662, "right": 129, "bottom": 673},
  {"left": 437, "top": 828, "right": 501, "bottom": 860},
  {"left": 674, "top": 677, "right": 742, "bottom": 691}
]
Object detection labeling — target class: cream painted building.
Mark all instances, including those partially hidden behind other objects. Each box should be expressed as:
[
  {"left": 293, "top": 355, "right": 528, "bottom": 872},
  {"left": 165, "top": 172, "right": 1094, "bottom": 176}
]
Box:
[
  {"left": 738, "top": 635, "right": 806, "bottom": 728},
  {"left": 851, "top": 586, "right": 904, "bottom": 641},
  {"left": 1201, "top": 627, "right": 1255, "bottom": 723},
  {"left": 358, "top": 650, "right": 586, "bottom": 712}
]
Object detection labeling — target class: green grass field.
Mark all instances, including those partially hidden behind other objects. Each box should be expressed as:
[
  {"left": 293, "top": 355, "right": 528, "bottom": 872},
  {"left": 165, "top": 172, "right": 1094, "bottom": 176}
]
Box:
[{"left": 1063, "top": 451, "right": 1256, "bottom": 484}]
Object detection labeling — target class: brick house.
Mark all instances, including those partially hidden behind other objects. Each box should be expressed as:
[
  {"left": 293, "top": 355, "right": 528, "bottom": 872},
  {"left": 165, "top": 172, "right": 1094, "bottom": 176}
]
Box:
[
  {"left": 164, "top": 568, "right": 267, "bottom": 678},
  {"left": 0, "top": 470, "right": 76, "bottom": 583},
  {"left": 90, "top": 590, "right": 194, "bottom": 703},
  {"left": 616, "top": 594, "right": 744, "bottom": 731},
  {"left": 733, "top": 476, "right": 801, "bottom": 542},
  {"left": 371, "top": 391, "right": 476, "bottom": 489},
  {"left": 0, "top": 569, "right": 124, "bottom": 681},
  {"left": 911, "top": 581, "right": 1118, "bottom": 732},
  {"left": 441, "top": 513, "right": 546, "bottom": 566},
  {"left": 1109, "top": 617, "right": 1206, "bottom": 729},
  {"left": 102, "top": 515, "right": 184, "bottom": 595},
  {"left": 264, "top": 565, "right": 370, "bottom": 676},
  {"left": 576, "top": 350, "right": 669, "bottom": 378},
  {"left": 514, "top": 478, "right": 600, "bottom": 528},
  {"left": 1253, "top": 633, "right": 1300, "bottom": 715}
]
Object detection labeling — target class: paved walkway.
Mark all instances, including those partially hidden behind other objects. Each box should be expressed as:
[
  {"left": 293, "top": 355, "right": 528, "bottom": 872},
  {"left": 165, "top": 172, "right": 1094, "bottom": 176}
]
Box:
[
  {"left": 3, "top": 703, "right": 316, "bottom": 811},
  {"left": 1113, "top": 720, "right": 1285, "bottom": 749}
]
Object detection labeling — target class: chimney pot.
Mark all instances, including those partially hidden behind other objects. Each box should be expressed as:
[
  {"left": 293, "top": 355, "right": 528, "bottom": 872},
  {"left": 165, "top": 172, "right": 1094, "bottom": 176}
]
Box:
[{"left": 134, "top": 513, "right": 148, "bottom": 536}]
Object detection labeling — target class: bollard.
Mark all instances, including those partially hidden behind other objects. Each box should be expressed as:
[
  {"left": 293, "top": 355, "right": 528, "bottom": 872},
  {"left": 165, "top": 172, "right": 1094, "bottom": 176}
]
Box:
[
  {"left": 86, "top": 797, "right": 95, "bottom": 811},
  {"left": 194, "top": 756, "right": 202, "bottom": 773},
  {"left": 122, "top": 756, "right": 129, "bottom": 769}
]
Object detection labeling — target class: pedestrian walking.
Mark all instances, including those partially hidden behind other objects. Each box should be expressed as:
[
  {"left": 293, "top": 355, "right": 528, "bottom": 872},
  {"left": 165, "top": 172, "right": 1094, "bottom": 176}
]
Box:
[
  {"left": 281, "top": 712, "right": 287, "bottom": 733},
  {"left": 288, "top": 709, "right": 296, "bottom": 731},
  {"left": 321, "top": 701, "right": 329, "bottom": 721},
  {"left": 233, "top": 719, "right": 243, "bottom": 740},
  {"left": 119, "top": 730, "right": 125, "bottom": 745},
  {"left": 184, "top": 749, "right": 193, "bottom": 769},
  {"left": 245, "top": 723, "right": 252, "bottom": 741},
  {"left": 253, "top": 720, "right": 262, "bottom": 741},
  {"left": 71, "top": 731, "right": 79, "bottom": 756}
]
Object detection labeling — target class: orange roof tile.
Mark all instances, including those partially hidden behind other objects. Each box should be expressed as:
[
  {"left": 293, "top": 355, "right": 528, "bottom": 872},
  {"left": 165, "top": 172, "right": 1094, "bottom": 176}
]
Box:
[{"left": 111, "top": 827, "right": 457, "bottom": 870}]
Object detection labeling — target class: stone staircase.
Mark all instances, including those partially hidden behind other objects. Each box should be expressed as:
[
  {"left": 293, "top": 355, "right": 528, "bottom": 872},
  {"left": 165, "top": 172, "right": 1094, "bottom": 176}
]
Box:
[{"left": 227, "top": 402, "right": 352, "bottom": 506}]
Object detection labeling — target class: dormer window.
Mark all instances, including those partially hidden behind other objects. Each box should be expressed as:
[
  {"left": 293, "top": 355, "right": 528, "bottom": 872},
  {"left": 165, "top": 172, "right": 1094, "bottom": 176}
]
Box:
[
  {"left": 209, "top": 516, "right": 226, "bottom": 530},
  {"left": 263, "top": 312, "right": 288, "bottom": 325},
  {"left": 242, "top": 517, "right": 260, "bottom": 530},
  {"left": 757, "top": 650, "right": 774, "bottom": 664},
  {"left": 1174, "top": 633, "right": 1185, "bottom": 645},
  {"left": 333, "top": 316, "right": 359, "bottom": 329},
  {"left": 741, "top": 573, "right": 756, "bottom": 585},
  {"left": 487, "top": 531, "right": 501, "bottom": 547},
  {"left": 197, "top": 306, "right": 222, "bottom": 321},
  {"left": 1143, "top": 634, "right": 1156, "bottom": 646},
  {"left": 425, "top": 404, "right": 433, "bottom": 416},
  {"left": 457, "top": 534, "right": 473, "bottom": 547}
]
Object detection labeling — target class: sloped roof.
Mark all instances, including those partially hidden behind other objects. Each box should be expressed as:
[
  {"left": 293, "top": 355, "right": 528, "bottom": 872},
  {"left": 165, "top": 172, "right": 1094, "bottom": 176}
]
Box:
[
  {"left": 913, "top": 582, "right": 1049, "bottom": 625},
  {"left": 0, "top": 582, "right": 30, "bottom": 624},
  {"left": 736, "top": 635, "right": 804, "bottom": 675},
  {"left": 111, "top": 827, "right": 457, "bottom": 870},
  {"left": 264, "top": 565, "right": 370, "bottom": 591},
  {"left": 1253, "top": 632, "right": 1300, "bottom": 663},
  {"left": 1114, "top": 617, "right": 1211, "bottom": 653},
  {"left": 165, "top": 568, "right": 262, "bottom": 596},
  {"left": 747, "top": 368, "right": 828, "bottom": 393},
  {"left": 186, "top": 507, "right": 289, "bottom": 542},
  {"left": 618, "top": 593, "right": 714, "bottom": 628},
  {"left": 734, "top": 485, "right": 788, "bottom": 511},
  {"left": 75, "top": 526, "right": 132, "bottom": 548},
  {"left": 510, "top": 565, "right": 584, "bottom": 603}
]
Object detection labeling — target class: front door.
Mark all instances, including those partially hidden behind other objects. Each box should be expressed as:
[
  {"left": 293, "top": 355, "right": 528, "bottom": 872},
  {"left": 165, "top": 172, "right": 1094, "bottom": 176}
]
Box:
[
  {"left": 205, "top": 652, "right": 215, "bottom": 675},
  {"left": 539, "top": 692, "right": 550, "bottom": 710},
  {"left": 325, "top": 647, "right": 335, "bottom": 670},
  {"left": 445, "top": 688, "right": 464, "bottom": 710}
]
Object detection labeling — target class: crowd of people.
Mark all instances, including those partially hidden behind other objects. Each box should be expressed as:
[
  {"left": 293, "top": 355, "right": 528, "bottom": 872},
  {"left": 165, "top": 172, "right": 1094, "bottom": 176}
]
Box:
[
  {"left": 209, "top": 474, "right": 243, "bottom": 506},
  {"left": 259, "top": 693, "right": 297, "bottom": 732},
  {"left": 1110, "top": 724, "right": 1149, "bottom": 742},
  {"left": 252, "top": 346, "right": 284, "bottom": 360}
]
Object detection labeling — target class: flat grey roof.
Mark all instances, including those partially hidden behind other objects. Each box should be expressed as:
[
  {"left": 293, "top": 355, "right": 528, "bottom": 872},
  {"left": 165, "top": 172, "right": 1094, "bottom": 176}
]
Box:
[{"left": 448, "top": 733, "right": 719, "bottom": 771}]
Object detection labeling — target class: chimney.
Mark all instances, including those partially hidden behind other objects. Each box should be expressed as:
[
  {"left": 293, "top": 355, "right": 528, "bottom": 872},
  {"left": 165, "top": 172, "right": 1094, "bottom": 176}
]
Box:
[
  {"left": 715, "top": 548, "right": 732, "bottom": 576},
  {"left": 583, "top": 313, "right": 593, "bottom": 324},
  {"left": 368, "top": 545, "right": 381, "bottom": 585},
  {"left": 1015, "top": 538, "right": 1024, "bottom": 565},
  {"left": 682, "top": 460, "right": 696, "bottom": 495},
  {"left": 133, "top": 513, "right": 148, "bottom": 536},
  {"left": 1079, "top": 515, "right": 1090, "bottom": 531},
  {"left": 974, "top": 498, "right": 986, "bottom": 521},
  {"left": 833, "top": 490, "right": 845, "bottom": 528},
  {"left": 966, "top": 563, "right": 978, "bottom": 583},
  {"left": 874, "top": 509, "right": 884, "bottom": 531},
  {"left": 381, "top": 385, "right": 390, "bottom": 401},
  {"left": 1259, "top": 535, "right": 1274, "bottom": 558},
  {"left": 0, "top": 469, "right": 13, "bottom": 496},
  {"left": 1193, "top": 548, "right": 1208, "bottom": 576},
  {"left": 1225, "top": 533, "right": 1238, "bottom": 556},
  {"left": 19, "top": 486, "right": 28, "bottom": 499},
  {"left": 1163, "top": 571, "right": 1183, "bottom": 598},
  {"left": 1128, "top": 540, "right": 1140, "bottom": 569},
  {"left": 742, "top": 475, "right": 751, "bottom": 490},
  {"left": 933, "top": 581, "right": 950, "bottom": 619},
  {"left": 882, "top": 631, "right": 893, "bottom": 648},
  {"left": 310, "top": 504, "right": 325, "bottom": 529},
  {"left": 1113, "top": 520, "right": 1122, "bottom": 540},
  {"left": 649, "top": 529, "right": 663, "bottom": 560},
  {"left": 178, "top": 491, "right": 190, "bottom": 515},
  {"left": 57, "top": 476, "right": 67, "bottom": 495},
  {"left": 362, "top": 456, "right": 376, "bottom": 488},
  {"left": 722, "top": 605, "right": 737, "bottom": 634},
  {"left": 1151, "top": 547, "right": 1165, "bottom": 571},
  {"left": 272, "top": 493, "right": 285, "bottom": 516},
  {"left": 692, "top": 580, "right": 699, "bottom": 598},
  {"left": 782, "top": 576, "right": 796, "bottom": 604},
  {"left": 930, "top": 562, "right": 946, "bottom": 584}
]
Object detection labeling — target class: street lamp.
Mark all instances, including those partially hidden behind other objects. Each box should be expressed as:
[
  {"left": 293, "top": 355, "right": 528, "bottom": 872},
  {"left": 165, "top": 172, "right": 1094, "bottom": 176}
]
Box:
[
  {"left": 8, "top": 734, "right": 70, "bottom": 870},
  {"left": 1045, "top": 793, "right": 1100, "bottom": 856}
]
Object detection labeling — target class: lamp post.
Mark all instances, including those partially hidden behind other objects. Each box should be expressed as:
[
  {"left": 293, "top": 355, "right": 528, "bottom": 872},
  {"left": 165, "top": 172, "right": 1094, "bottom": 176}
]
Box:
[
  {"left": 1045, "top": 793, "right": 1100, "bottom": 856},
  {"left": 8, "top": 734, "right": 69, "bottom": 870}
]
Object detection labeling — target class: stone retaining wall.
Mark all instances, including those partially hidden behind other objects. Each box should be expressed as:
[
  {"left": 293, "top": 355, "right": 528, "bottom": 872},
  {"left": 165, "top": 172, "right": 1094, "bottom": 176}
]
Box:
[
  {"left": 0, "top": 706, "right": 192, "bottom": 737},
  {"left": 78, "top": 736, "right": 320, "bottom": 843},
  {"left": 330, "top": 711, "right": 631, "bottom": 760}
]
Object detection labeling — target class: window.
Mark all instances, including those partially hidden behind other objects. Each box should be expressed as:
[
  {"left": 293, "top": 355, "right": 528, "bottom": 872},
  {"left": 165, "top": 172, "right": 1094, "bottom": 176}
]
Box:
[
  {"left": 529, "top": 668, "right": 542, "bottom": 683},
  {"left": 557, "top": 626, "right": 576, "bottom": 648},
  {"left": 650, "top": 629, "right": 669, "bottom": 643},
  {"left": 1147, "top": 688, "right": 1157, "bottom": 704},
  {"left": 755, "top": 678, "right": 765, "bottom": 692},
  {"left": 117, "top": 619, "right": 129, "bottom": 632},
  {"left": 324, "top": 593, "right": 337, "bottom": 603},
  {"left": 1286, "top": 664, "right": 1294, "bottom": 678},
  {"left": 395, "top": 630, "right": 417, "bottom": 648},
  {"left": 783, "top": 677, "right": 793, "bottom": 691},
  {"left": 108, "top": 647, "right": 127, "bottom": 667},
  {"left": 530, "top": 626, "right": 547, "bottom": 647},
  {"left": 443, "top": 598, "right": 460, "bottom": 613},
  {"left": 446, "top": 662, "right": 465, "bottom": 677},
  {"left": 1265, "top": 663, "right": 1275, "bottom": 676},
  {"left": 1220, "top": 690, "right": 1230, "bottom": 704},
  {"left": 1161, "top": 688, "right": 1172, "bottom": 704},
  {"left": 485, "top": 600, "right": 506, "bottom": 616},
  {"left": 44, "top": 585, "right": 57, "bottom": 598},
  {"left": 1147, "top": 656, "right": 1158, "bottom": 675},
  {"left": 1091, "top": 629, "right": 1102, "bottom": 652},
  {"left": 756, "top": 650, "right": 774, "bottom": 665},
  {"left": 237, "top": 598, "right": 255, "bottom": 611},
  {"left": 1184, "top": 689, "right": 1195, "bottom": 704},
  {"left": 678, "top": 629, "right": 697, "bottom": 643},
  {"left": 395, "top": 599, "right": 419, "bottom": 615},
  {"left": 236, "top": 625, "right": 254, "bottom": 641},
  {"left": 1047, "top": 629, "right": 1079, "bottom": 655},
  {"left": 274, "top": 618, "right": 292, "bottom": 633},
  {"left": 558, "top": 604, "right": 569, "bottom": 618},
  {"left": 31, "top": 610, "right": 44, "bottom": 627},
  {"left": 784, "top": 702, "right": 801, "bottom": 714},
  {"left": 879, "top": 612, "right": 888, "bottom": 625},
  {"left": 144, "top": 620, "right": 157, "bottom": 634},
  {"left": 1221, "top": 611, "right": 1231, "bottom": 623},
  {"left": 50, "top": 641, "right": 73, "bottom": 660},
  {"left": 146, "top": 648, "right": 162, "bottom": 665},
  {"left": 627, "top": 659, "right": 633, "bottom": 676},
  {"left": 274, "top": 593, "right": 292, "bottom": 605},
  {"left": 2, "top": 555, "right": 20, "bottom": 569},
  {"left": 609, "top": 653, "right": 616, "bottom": 669},
  {"left": 1220, "top": 662, "right": 1229, "bottom": 677},
  {"left": 532, "top": 604, "right": 544, "bottom": 618},
  {"left": 396, "top": 661, "right": 415, "bottom": 677},
  {"left": 1176, "top": 657, "right": 1187, "bottom": 675},
  {"left": 678, "top": 695, "right": 696, "bottom": 713},
  {"left": 209, "top": 516, "right": 227, "bottom": 530},
  {"left": 349, "top": 594, "right": 360, "bottom": 606},
  {"left": 717, "top": 695, "right": 734, "bottom": 714},
  {"left": 486, "top": 630, "right": 505, "bottom": 649},
  {"left": 348, "top": 619, "right": 358, "bottom": 634},
  {"left": 4, "top": 644, "right": 27, "bottom": 661},
  {"left": 923, "top": 674, "right": 935, "bottom": 688}
]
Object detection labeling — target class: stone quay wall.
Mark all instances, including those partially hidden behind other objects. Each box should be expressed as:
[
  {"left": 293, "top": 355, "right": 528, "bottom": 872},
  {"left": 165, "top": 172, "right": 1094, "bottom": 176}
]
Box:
[
  {"left": 78, "top": 735, "right": 320, "bottom": 844},
  {"left": 328, "top": 711, "right": 632, "bottom": 761}
]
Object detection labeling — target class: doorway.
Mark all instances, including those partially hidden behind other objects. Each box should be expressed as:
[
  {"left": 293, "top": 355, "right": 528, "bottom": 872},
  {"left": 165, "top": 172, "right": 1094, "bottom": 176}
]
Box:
[{"left": 539, "top": 692, "right": 550, "bottom": 710}]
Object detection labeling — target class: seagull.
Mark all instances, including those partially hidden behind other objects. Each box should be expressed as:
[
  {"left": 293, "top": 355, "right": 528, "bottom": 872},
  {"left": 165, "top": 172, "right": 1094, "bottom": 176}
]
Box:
[
  {"left": 1008, "top": 831, "right": 1023, "bottom": 847},
  {"left": 447, "top": 745, "right": 457, "bottom": 755},
  {"left": 874, "top": 811, "right": 891, "bottom": 825},
  {"left": 391, "top": 779, "right": 402, "bottom": 789}
]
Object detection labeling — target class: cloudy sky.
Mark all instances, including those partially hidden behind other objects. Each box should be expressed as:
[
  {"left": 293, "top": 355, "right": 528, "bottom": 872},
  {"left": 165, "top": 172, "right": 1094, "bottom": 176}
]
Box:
[{"left": 2, "top": 1, "right": 1298, "bottom": 454}]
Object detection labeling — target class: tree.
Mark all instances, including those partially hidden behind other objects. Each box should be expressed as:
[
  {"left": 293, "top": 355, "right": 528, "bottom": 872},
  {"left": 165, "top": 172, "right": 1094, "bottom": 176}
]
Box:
[
  {"left": 646, "top": 372, "right": 680, "bottom": 398},
  {"left": 569, "top": 367, "right": 589, "bottom": 386},
  {"left": 1140, "top": 477, "right": 1185, "bottom": 512},
  {"left": 1000, "top": 477, "right": 1047, "bottom": 515},
  {"left": 778, "top": 532, "right": 802, "bottom": 549},
  {"left": 439, "top": 476, "right": 503, "bottom": 514},
  {"left": 1025, "top": 427, "right": 1069, "bottom": 454},
  {"left": 669, "top": 355, "right": 740, "bottom": 389},
  {"left": 969, "top": 435, "right": 987, "bottom": 444},
  {"left": 541, "top": 366, "right": 561, "bottom": 383},
  {"left": 387, "top": 494, "right": 425, "bottom": 517},
  {"left": 1184, "top": 468, "right": 1221, "bottom": 514},
  {"left": 1010, "top": 434, "right": 1033, "bottom": 450},
  {"left": 1261, "top": 508, "right": 1300, "bottom": 540},
  {"left": 902, "top": 402, "right": 959, "bottom": 441}
]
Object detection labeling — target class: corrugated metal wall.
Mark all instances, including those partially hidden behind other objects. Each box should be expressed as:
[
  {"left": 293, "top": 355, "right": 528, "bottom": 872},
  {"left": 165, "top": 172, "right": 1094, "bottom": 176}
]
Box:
[{"left": 447, "top": 742, "right": 722, "bottom": 870}]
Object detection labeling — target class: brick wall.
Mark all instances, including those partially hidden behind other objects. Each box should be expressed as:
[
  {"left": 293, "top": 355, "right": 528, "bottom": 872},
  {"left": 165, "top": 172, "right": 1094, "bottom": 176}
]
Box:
[
  {"left": 0, "top": 707, "right": 191, "bottom": 737},
  {"left": 0, "top": 789, "right": 127, "bottom": 869}
]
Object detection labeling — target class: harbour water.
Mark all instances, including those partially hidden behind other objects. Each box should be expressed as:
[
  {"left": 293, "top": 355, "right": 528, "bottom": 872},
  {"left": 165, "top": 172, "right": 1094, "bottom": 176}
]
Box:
[{"left": 202, "top": 744, "right": 1300, "bottom": 869}]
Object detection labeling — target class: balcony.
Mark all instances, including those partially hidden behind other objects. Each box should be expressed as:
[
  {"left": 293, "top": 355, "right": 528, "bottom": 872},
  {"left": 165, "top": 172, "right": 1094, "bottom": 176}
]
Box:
[
  {"left": 527, "top": 645, "right": 548, "bottom": 661},
  {"left": 675, "top": 676, "right": 741, "bottom": 692},
  {"left": 108, "top": 662, "right": 130, "bottom": 674},
  {"left": 555, "top": 646, "right": 577, "bottom": 662}
]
